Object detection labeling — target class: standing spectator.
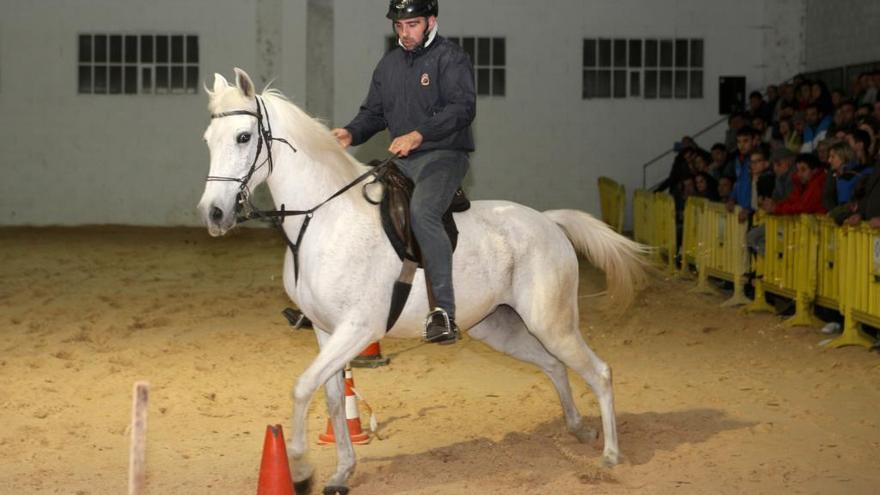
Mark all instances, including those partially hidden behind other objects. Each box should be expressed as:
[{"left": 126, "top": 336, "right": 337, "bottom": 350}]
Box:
[
  {"left": 801, "top": 103, "right": 833, "bottom": 153},
  {"left": 694, "top": 172, "right": 720, "bottom": 201},
  {"left": 843, "top": 166, "right": 880, "bottom": 227},
  {"left": 762, "top": 153, "right": 828, "bottom": 215},
  {"left": 717, "top": 176, "right": 734, "bottom": 203},
  {"left": 846, "top": 128, "right": 874, "bottom": 167},
  {"left": 752, "top": 116, "right": 772, "bottom": 143},
  {"left": 816, "top": 138, "right": 833, "bottom": 166},
  {"left": 796, "top": 81, "right": 812, "bottom": 111},
  {"left": 724, "top": 113, "right": 748, "bottom": 152},
  {"left": 726, "top": 127, "right": 758, "bottom": 211},
  {"left": 709, "top": 143, "right": 730, "bottom": 180}
]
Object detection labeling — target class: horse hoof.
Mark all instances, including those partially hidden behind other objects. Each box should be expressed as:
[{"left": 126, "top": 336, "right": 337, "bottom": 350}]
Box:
[
  {"left": 322, "top": 486, "right": 349, "bottom": 495},
  {"left": 294, "top": 476, "right": 314, "bottom": 495},
  {"left": 572, "top": 426, "right": 599, "bottom": 444},
  {"left": 601, "top": 452, "right": 619, "bottom": 468}
]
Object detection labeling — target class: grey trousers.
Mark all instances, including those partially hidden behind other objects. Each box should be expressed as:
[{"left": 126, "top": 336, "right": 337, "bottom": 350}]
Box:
[{"left": 395, "top": 149, "right": 470, "bottom": 320}]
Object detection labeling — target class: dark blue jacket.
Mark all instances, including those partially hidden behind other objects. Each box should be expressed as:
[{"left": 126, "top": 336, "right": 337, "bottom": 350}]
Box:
[
  {"left": 730, "top": 153, "right": 752, "bottom": 209},
  {"left": 345, "top": 36, "right": 476, "bottom": 152}
]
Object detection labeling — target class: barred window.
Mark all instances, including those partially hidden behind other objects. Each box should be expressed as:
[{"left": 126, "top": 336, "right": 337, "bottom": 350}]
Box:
[
  {"left": 78, "top": 34, "right": 199, "bottom": 95},
  {"left": 584, "top": 37, "right": 703, "bottom": 100},
  {"left": 448, "top": 37, "right": 505, "bottom": 97}
]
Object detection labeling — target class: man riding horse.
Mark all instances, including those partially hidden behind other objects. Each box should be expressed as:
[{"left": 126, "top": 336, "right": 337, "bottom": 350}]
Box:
[{"left": 332, "top": 0, "right": 475, "bottom": 345}]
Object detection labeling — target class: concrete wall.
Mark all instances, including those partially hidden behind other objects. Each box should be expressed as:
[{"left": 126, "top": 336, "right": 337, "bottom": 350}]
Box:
[
  {"left": 0, "top": 0, "right": 306, "bottom": 226},
  {"left": 334, "top": 0, "right": 801, "bottom": 221},
  {"left": 804, "top": 0, "right": 880, "bottom": 71}
]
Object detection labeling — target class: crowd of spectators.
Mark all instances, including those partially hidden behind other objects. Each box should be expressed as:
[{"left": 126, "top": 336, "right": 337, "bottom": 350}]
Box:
[
  {"left": 658, "top": 72, "right": 880, "bottom": 231},
  {"left": 654, "top": 73, "right": 880, "bottom": 342}
]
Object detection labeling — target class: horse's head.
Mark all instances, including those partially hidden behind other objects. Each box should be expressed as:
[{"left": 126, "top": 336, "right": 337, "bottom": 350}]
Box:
[{"left": 197, "top": 68, "right": 266, "bottom": 236}]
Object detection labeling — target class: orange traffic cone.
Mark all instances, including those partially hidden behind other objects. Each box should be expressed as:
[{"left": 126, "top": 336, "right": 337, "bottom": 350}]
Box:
[
  {"left": 257, "top": 424, "right": 295, "bottom": 495},
  {"left": 317, "top": 366, "right": 371, "bottom": 445},
  {"left": 351, "top": 341, "right": 390, "bottom": 368}
]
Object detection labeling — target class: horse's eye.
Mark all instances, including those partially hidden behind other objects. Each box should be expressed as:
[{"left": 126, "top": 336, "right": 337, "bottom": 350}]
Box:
[{"left": 236, "top": 132, "right": 252, "bottom": 144}]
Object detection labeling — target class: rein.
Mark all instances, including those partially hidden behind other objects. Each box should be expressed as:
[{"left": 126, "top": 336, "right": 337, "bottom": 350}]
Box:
[{"left": 208, "top": 96, "right": 393, "bottom": 282}]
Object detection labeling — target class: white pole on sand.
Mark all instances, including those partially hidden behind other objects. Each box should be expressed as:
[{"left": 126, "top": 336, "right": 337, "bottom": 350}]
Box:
[{"left": 128, "top": 381, "right": 149, "bottom": 495}]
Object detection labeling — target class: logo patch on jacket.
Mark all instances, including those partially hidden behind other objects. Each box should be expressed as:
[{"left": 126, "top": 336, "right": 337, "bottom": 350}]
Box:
[{"left": 420, "top": 73, "right": 431, "bottom": 86}]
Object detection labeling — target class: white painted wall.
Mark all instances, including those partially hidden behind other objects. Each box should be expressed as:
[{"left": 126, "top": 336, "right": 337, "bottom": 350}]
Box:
[
  {"left": 0, "top": 0, "right": 306, "bottom": 226},
  {"left": 334, "top": 0, "right": 803, "bottom": 225},
  {"left": 804, "top": 0, "right": 880, "bottom": 71},
  {"left": 0, "top": 0, "right": 807, "bottom": 226}
]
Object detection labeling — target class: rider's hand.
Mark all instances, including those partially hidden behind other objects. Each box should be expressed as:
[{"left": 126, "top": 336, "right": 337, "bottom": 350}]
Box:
[
  {"left": 389, "top": 130, "right": 423, "bottom": 158},
  {"left": 331, "top": 128, "right": 352, "bottom": 148}
]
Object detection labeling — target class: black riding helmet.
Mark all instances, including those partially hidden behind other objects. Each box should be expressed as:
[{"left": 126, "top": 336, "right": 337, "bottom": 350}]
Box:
[{"left": 386, "top": 0, "right": 438, "bottom": 20}]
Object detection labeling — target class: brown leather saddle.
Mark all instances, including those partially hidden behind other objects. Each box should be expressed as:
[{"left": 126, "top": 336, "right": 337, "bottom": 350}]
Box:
[{"left": 365, "top": 160, "right": 470, "bottom": 330}]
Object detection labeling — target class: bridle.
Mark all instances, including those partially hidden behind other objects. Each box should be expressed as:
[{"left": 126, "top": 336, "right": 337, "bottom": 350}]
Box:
[
  {"left": 207, "top": 95, "right": 297, "bottom": 219},
  {"left": 206, "top": 95, "right": 393, "bottom": 282}
]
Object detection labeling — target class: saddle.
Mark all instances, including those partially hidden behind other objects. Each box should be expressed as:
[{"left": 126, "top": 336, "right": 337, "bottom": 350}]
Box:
[{"left": 365, "top": 160, "right": 470, "bottom": 330}]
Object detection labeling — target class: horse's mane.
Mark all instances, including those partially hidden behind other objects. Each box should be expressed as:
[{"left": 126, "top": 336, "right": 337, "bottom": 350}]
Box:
[{"left": 207, "top": 84, "right": 365, "bottom": 178}]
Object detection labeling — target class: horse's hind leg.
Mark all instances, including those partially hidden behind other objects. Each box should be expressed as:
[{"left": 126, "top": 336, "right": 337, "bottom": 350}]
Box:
[
  {"left": 468, "top": 305, "right": 597, "bottom": 443},
  {"left": 518, "top": 300, "right": 620, "bottom": 467}
]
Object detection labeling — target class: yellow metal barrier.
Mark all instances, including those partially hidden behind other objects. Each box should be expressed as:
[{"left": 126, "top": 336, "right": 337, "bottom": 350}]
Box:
[
  {"left": 598, "top": 177, "right": 625, "bottom": 233},
  {"left": 632, "top": 189, "right": 652, "bottom": 246},
  {"left": 679, "top": 197, "right": 707, "bottom": 277},
  {"left": 815, "top": 216, "right": 843, "bottom": 310},
  {"left": 632, "top": 189, "right": 675, "bottom": 272},
  {"left": 826, "top": 224, "right": 880, "bottom": 348},
  {"left": 692, "top": 201, "right": 751, "bottom": 306},
  {"left": 746, "top": 214, "right": 821, "bottom": 326},
  {"left": 653, "top": 192, "right": 677, "bottom": 272}
]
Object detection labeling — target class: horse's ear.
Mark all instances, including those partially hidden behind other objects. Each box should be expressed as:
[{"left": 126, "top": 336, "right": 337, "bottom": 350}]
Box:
[
  {"left": 234, "top": 67, "right": 256, "bottom": 97},
  {"left": 212, "top": 73, "right": 229, "bottom": 94}
]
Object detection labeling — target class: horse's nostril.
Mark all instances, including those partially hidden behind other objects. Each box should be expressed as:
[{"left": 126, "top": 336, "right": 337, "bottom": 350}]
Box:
[{"left": 210, "top": 206, "right": 224, "bottom": 222}]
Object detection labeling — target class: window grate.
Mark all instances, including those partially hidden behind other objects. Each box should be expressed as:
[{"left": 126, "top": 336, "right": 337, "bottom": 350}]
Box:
[
  {"left": 78, "top": 33, "right": 199, "bottom": 95},
  {"left": 584, "top": 37, "right": 703, "bottom": 100}
]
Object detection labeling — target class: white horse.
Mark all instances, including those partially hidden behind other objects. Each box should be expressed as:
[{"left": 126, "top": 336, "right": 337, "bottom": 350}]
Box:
[{"left": 198, "top": 68, "right": 648, "bottom": 495}]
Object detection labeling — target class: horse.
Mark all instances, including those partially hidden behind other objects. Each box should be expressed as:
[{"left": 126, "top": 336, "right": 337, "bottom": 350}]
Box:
[{"left": 198, "top": 68, "right": 649, "bottom": 495}]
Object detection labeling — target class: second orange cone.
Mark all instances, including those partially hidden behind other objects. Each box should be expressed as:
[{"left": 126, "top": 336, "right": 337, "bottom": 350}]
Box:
[{"left": 317, "top": 365, "right": 371, "bottom": 445}]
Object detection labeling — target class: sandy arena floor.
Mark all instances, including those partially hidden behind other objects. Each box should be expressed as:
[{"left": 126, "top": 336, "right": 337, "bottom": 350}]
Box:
[{"left": 1, "top": 226, "right": 879, "bottom": 494}]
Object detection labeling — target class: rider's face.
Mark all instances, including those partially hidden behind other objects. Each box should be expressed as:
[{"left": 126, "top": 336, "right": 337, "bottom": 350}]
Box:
[{"left": 394, "top": 16, "right": 435, "bottom": 51}]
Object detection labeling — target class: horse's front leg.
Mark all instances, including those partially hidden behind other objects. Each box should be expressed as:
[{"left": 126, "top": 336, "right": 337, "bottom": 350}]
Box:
[{"left": 288, "top": 324, "right": 376, "bottom": 495}]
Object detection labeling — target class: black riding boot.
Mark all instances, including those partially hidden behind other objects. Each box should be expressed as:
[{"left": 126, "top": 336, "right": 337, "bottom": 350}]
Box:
[{"left": 424, "top": 307, "right": 460, "bottom": 345}]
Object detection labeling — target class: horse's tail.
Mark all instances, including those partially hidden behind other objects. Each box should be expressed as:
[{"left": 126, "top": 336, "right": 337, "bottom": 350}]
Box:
[{"left": 543, "top": 209, "right": 651, "bottom": 310}]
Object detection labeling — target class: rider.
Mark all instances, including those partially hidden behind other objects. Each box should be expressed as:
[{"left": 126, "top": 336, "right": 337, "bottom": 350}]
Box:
[{"left": 332, "top": 0, "right": 476, "bottom": 345}]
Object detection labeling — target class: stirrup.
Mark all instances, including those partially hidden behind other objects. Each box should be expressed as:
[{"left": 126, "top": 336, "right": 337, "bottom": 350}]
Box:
[{"left": 423, "top": 307, "right": 459, "bottom": 345}]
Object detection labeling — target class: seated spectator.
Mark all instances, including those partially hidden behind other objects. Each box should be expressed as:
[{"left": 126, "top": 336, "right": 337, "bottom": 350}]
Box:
[
  {"left": 746, "top": 148, "right": 797, "bottom": 255},
  {"left": 830, "top": 88, "right": 845, "bottom": 109},
  {"left": 846, "top": 128, "right": 875, "bottom": 168},
  {"left": 856, "top": 103, "right": 873, "bottom": 121},
  {"left": 724, "top": 113, "right": 748, "bottom": 151},
  {"left": 777, "top": 117, "right": 802, "bottom": 153},
  {"left": 761, "top": 153, "right": 828, "bottom": 215},
  {"left": 752, "top": 116, "right": 772, "bottom": 143},
  {"left": 816, "top": 138, "right": 833, "bottom": 165},
  {"left": 770, "top": 147, "right": 796, "bottom": 201},
  {"left": 709, "top": 143, "right": 730, "bottom": 179},
  {"left": 717, "top": 176, "right": 734, "bottom": 203},
  {"left": 823, "top": 141, "right": 862, "bottom": 223},
  {"left": 810, "top": 80, "right": 834, "bottom": 116},
  {"left": 801, "top": 103, "right": 833, "bottom": 153},
  {"left": 838, "top": 100, "right": 857, "bottom": 130},
  {"left": 694, "top": 172, "right": 720, "bottom": 201},
  {"left": 856, "top": 72, "right": 878, "bottom": 106},
  {"left": 748, "top": 91, "right": 772, "bottom": 122},
  {"left": 796, "top": 81, "right": 812, "bottom": 111}
]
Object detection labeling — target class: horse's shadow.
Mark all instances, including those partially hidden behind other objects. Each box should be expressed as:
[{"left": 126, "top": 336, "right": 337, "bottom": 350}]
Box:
[{"left": 349, "top": 408, "right": 754, "bottom": 491}]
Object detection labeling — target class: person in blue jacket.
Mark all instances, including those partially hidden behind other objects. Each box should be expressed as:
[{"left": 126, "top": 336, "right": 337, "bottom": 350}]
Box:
[{"left": 332, "top": 0, "right": 476, "bottom": 345}]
